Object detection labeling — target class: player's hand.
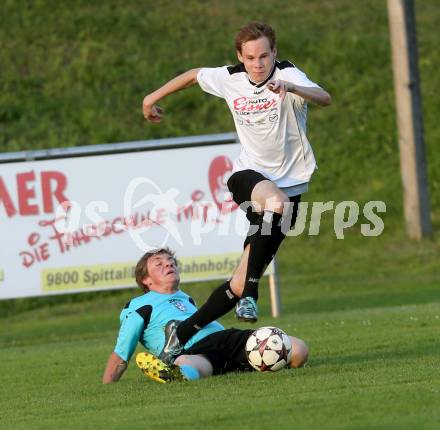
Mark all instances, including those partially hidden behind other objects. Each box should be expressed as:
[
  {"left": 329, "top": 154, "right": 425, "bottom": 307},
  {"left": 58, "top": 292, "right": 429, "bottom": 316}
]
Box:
[
  {"left": 267, "top": 80, "right": 290, "bottom": 101},
  {"left": 143, "top": 98, "right": 164, "bottom": 123}
]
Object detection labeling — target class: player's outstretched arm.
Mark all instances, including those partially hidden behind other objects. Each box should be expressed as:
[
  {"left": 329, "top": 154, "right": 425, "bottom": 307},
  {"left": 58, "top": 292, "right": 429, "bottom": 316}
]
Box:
[
  {"left": 142, "top": 68, "right": 202, "bottom": 123},
  {"left": 289, "top": 83, "right": 331, "bottom": 107},
  {"left": 267, "top": 80, "right": 332, "bottom": 107},
  {"left": 102, "top": 352, "right": 128, "bottom": 384}
]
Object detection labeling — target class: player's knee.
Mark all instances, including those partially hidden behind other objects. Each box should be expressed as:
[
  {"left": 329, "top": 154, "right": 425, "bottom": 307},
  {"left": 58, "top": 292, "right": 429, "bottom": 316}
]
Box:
[
  {"left": 289, "top": 337, "right": 309, "bottom": 368},
  {"left": 174, "top": 354, "right": 214, "bottom": 378},
  {"left": 251, "top": 183, "right": 289, "bottom": 214},
  {"left": 263, "top": 193, "right": 289, "bottom": 214}
]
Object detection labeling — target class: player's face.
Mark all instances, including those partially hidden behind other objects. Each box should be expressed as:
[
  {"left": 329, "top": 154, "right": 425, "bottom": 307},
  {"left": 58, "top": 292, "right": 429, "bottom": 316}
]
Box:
[
  {"left": 237, "top": 36, "right": 277, "bottom": 83},
  {"left": 143, "top": 253, "right": 180, "bottom": 293}
]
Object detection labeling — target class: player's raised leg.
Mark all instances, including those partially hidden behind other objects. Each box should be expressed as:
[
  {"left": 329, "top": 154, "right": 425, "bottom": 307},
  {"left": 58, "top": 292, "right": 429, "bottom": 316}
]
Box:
[{"left": 233, "top": 178, "right": 290, "bottom": 322}]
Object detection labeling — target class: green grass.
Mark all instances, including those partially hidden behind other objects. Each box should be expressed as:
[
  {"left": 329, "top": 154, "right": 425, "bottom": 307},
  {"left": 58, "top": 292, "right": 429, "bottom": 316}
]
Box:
[
  {"left": 1, "top": 298, "right": 439, "bottom": 430},
  {"left": 1, "top": 226, "right": 439, "bottom": 430},
  {"left": 1, "top": 0, "right": 440, "bottom": 428}
]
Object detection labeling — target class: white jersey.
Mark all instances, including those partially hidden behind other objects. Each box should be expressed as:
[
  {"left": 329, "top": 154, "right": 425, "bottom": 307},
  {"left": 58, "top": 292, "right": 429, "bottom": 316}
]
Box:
[{"left": 197, "top": 61, "right": 320, "bottom": 188}]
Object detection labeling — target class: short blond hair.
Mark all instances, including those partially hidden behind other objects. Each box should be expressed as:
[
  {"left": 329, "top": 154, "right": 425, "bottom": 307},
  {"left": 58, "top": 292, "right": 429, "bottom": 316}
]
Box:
[{"left": 235, "top": 22, "right": 276, "bottom": 53}]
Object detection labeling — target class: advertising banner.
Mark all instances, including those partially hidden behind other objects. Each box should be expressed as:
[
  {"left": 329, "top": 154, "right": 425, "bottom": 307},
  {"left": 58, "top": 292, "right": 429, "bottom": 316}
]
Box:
[{"left": 0, "top": 143, "right": 273, "bottom": 299}]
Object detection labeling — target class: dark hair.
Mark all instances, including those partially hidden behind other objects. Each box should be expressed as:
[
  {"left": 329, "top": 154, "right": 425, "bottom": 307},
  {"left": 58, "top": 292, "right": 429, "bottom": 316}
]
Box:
[
  {"left": 235, "top": 22, "right": 276, "bottom": 53},
  {"left": 135, "top": 247, "right": 177, "bottom": 292}
]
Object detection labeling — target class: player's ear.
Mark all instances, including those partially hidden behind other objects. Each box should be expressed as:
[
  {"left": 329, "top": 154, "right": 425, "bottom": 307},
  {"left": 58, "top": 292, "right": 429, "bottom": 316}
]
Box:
[
  {"left": 237, "top": 50, "right": 243, "bottom": 63},
  {"left": 142, "top": 275, "right": 152, "bottom": 290},
  {"left": 272, "top": 47, "right": 277, "bottom": 58}
]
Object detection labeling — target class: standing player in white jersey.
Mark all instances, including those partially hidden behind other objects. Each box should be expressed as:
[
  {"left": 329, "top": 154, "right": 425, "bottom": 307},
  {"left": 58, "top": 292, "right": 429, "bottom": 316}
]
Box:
[{"left": 142, "top": 22, "right": 331, "bottom": 364}]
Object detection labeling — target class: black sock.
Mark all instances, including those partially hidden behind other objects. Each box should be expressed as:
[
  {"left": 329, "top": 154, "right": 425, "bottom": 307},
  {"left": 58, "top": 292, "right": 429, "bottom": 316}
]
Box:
[
  {"left": 176, "top": 281, "right": 238, "bottom": 345},
  {"left": 242, "top": 211, "right": 285, "bottom": 300},
  {"left": 286, "top": 194, "right": 301, "bottom": 231}
]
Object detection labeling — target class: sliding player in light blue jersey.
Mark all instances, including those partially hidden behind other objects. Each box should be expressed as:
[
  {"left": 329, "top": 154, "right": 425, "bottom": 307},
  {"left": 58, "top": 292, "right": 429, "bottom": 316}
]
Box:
[
  {"left": 113, "top": 285, "right": 224, "bottom": 360},
  {"left": 103, "top": 248, "right": 309, "bottom": 384}
]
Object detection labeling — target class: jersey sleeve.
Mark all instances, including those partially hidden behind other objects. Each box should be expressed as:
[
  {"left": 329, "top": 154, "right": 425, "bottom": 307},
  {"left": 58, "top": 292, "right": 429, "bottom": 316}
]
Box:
[
  {"left": 114, "top": 308, "right": 145, "bottom": 362},
  {"left": 197, "top": 67, "right": 228, "bottom": 98},
  {"left": 282, "top": 65, "right": 321, "bottom": 88}
]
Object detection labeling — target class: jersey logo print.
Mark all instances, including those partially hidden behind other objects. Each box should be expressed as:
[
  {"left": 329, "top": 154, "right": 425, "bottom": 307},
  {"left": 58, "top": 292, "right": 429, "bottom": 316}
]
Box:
[
  {"left": 169, "top": 298, "right": 187, "bottom": 312},
  {"left": 233, "top": 97, "right": 277, "bottom": 112},
  {"left": 233, "top": 96, "right": 278, "bottom": 127}
]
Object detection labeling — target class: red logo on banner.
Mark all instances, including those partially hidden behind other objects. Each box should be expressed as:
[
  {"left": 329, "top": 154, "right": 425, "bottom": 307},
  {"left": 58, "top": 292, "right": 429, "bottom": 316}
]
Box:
[
  {"left": 208, "top": 156, "right": 238, "bottom": 214},
  {"left": 0, "top": 170, "right": 69, "bottom": 217}
]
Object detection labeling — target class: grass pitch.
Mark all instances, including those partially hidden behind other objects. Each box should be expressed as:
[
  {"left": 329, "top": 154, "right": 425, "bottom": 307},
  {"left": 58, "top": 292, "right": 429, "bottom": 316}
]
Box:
[{"left": 1, "top": 230, "right": 439, "bottom": 430}]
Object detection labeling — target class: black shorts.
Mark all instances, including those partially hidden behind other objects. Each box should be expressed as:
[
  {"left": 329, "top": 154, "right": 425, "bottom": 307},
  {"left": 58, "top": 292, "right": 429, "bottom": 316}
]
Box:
[
  {"left": 183, "top": 328, "right": 254, "bottom": 375},
  {"left": 227, "top": 169, "right": 302, "bottom": 247},
  {"left": 227, "top": 169, "right": 267, "bottom": 208}
]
